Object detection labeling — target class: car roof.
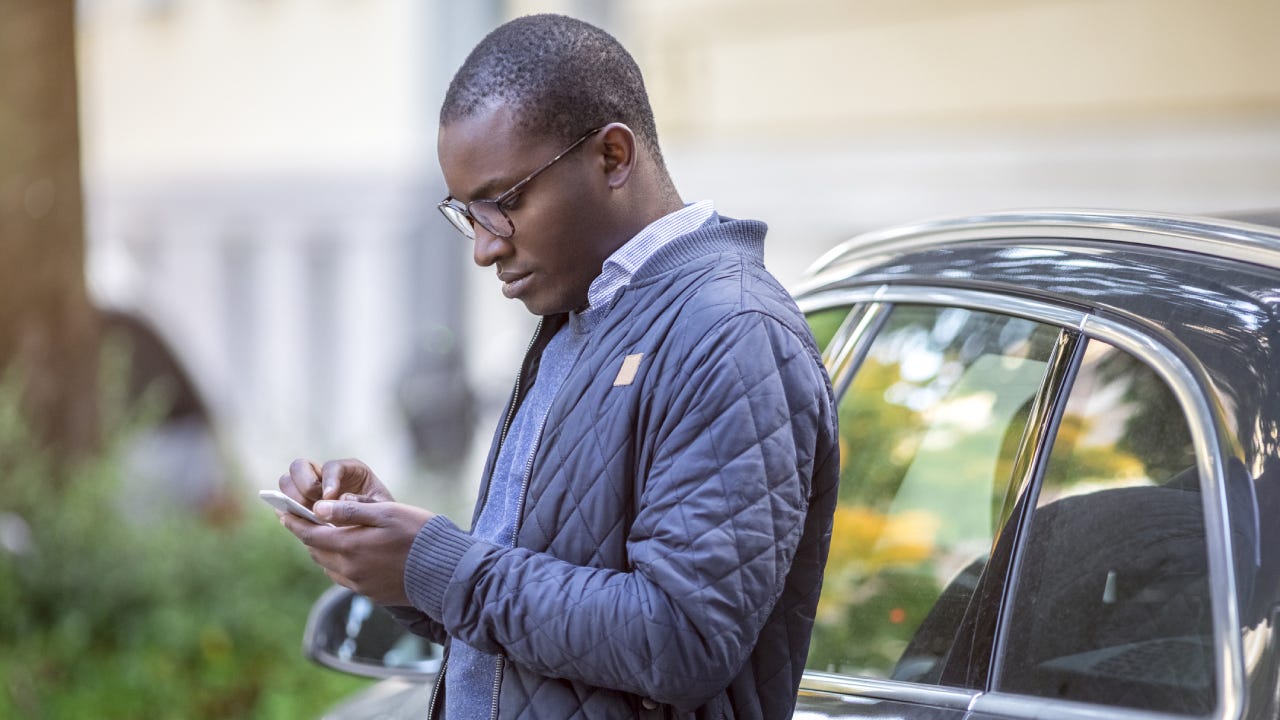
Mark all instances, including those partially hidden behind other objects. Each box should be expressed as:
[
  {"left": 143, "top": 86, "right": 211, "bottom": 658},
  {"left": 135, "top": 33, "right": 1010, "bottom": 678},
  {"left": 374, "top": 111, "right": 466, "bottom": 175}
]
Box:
[
  {"left": 799, "top": 209, "right": 1280, "bottom": 289},
  {"left": 793, "top": 210, "right": 1280, "bottom": 365}
]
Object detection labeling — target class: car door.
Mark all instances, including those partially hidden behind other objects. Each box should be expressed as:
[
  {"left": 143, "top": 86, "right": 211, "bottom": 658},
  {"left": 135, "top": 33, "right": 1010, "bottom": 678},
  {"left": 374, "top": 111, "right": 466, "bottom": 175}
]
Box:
[{"left": 798, "top": 290, "right": 1239, "bottom": 719}]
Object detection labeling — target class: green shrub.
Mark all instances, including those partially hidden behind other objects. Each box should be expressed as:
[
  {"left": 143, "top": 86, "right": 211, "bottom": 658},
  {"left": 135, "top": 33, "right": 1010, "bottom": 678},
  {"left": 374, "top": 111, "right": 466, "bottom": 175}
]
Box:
[{"left": 0, "top": 361, "right": 371, "bottom": 718}]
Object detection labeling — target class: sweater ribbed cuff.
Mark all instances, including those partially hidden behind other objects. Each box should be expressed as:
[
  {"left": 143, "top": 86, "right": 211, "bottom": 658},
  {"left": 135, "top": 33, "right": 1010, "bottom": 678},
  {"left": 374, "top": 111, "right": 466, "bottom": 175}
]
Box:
[{"left": 403, "top": 515, "right": 476, "bottom": 620}]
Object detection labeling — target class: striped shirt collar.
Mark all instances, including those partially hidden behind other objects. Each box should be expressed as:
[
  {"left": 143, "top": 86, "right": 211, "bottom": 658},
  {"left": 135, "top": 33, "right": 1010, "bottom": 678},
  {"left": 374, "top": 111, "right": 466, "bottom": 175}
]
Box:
[{"left": 580, "top": 200, "right": 715, "bottom": 321}]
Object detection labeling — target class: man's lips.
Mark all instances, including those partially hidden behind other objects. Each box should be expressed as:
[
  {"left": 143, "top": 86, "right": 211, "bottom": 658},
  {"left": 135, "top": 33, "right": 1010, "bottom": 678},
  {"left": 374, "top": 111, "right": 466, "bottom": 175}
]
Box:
[{"left": 497, "top": 271, "right": 532, "bottom": 299}]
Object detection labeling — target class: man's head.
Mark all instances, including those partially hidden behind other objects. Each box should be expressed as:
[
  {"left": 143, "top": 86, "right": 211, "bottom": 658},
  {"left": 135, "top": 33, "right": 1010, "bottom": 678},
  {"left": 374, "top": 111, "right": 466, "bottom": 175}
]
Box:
[
  {"left": 440, "top": 13, "right": 665, "bottom": 170},
  {"left": 437, "top": 14, "right": 681, "bottom": 316}
]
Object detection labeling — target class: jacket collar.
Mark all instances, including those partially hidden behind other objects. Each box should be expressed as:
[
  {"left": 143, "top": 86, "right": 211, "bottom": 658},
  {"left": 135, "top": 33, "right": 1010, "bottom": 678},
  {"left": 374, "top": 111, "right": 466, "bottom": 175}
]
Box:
[{"left": 631, "top": 213, "right": 767, "bottom": 283}]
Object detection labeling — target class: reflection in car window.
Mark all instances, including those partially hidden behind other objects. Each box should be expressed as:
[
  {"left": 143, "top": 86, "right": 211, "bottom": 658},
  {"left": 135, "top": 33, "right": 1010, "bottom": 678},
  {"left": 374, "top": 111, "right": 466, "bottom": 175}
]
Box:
[
  {"left": 998, "top": 339, "right": 1213, "bottom": 714},
  {"left": 806, "top": 304, "right": 1060, "bottom": 685},
  {"left": 806, "top": 305, "right": 853, "bottom": 356}
]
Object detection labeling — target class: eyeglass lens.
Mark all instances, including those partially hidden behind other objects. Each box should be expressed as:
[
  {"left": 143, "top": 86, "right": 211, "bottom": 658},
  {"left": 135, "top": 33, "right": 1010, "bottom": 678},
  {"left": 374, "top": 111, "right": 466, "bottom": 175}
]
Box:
[
  {"left": 439, "top": 204, "right": 476, "bottom": 238},
  {"left": 440, "top": 199, "right": 516, "bottom": 240},
  {"left": 468, "top": 200, "right": 514, "bottom": 238}
]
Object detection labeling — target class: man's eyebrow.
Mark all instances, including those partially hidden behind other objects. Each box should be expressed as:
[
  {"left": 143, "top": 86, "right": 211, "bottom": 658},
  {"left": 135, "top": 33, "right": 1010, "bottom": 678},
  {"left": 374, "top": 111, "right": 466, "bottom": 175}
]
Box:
[{"left": 460, "top": 175, "right": 513, "bottom": 203}]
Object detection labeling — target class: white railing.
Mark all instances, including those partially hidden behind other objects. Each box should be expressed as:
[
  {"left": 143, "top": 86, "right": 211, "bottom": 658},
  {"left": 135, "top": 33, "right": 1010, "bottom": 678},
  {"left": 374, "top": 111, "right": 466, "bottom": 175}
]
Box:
[{"left": 85, "top": 172, "right": 484, "bottom": 511}]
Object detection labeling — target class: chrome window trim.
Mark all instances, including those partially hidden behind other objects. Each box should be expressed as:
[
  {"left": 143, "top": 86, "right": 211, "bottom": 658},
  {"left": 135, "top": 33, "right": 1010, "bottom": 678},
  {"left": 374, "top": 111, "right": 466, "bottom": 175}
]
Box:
[
  {"left": 816, "top": 302, "right": 866, "bottom": 367},
  {"left": 823, "top": 303, "right": 889, "bottom": 401},
  {"left": 800, "top": 672, "right": 979, "bottom": 711},
  {"left": 973, "top": 693, "right": 1217, "bottom": 720},
  {"left": 796, "top": 286, "right": 1088, "bottom": 332},
  {"left": 797, "top": 284, "right": 1243, "bottom": 720}
]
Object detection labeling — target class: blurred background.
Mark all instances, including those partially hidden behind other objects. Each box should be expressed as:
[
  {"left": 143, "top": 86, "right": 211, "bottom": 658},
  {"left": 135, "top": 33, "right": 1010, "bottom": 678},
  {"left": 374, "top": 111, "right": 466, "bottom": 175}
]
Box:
[{"left": 2, "top": 0, "right": 1278, "bottom": 717}]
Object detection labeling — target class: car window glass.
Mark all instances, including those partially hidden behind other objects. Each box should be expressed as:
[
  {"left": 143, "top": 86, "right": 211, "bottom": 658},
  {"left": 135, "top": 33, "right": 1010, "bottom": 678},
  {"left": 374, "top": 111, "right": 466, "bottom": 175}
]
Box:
[
  {"left": 807, "top": 304, "right": 1060, "bottom": 685},
  {"left": 997, "top": 339, "right": 1213, "bottom": 715},
  {"left": 806, "top": 305, "right": 854, "bottom": 356}
]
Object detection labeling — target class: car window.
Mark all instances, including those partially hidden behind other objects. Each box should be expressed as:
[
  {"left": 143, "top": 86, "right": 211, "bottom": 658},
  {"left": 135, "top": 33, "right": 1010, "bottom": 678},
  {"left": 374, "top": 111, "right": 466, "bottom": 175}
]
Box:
[
  {"left": 806, "top": 304, "right": 1061, "bottom": 685},
  {"left": 996, "top": 339, "right": 1213, "bottom": 715},
  {"left": 806, "top": 305, "right": 854, "bottom": 356}
]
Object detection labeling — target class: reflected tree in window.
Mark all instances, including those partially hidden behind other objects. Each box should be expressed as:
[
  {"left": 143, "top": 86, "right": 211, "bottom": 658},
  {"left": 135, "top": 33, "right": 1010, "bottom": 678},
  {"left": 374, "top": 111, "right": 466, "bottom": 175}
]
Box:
[{"left": 808, "top": 305, "right": 1059, "bottom": 683}]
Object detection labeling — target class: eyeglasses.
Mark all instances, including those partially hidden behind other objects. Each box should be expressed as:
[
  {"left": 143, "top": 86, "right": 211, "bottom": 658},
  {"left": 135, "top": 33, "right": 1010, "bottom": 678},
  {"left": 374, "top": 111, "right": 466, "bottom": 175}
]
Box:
[{"left": 437, "top": 126, "right": 603, "bottom": 240}]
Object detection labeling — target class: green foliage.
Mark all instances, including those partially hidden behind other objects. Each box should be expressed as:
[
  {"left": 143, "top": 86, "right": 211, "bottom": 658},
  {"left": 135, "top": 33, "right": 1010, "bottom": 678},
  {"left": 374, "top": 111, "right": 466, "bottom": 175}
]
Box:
[
  {"left": 807, "top": 565, "right": 943, "bottom": 676},
  {"left": 0, "top": 365, "right": 370, "bottom": 718}
]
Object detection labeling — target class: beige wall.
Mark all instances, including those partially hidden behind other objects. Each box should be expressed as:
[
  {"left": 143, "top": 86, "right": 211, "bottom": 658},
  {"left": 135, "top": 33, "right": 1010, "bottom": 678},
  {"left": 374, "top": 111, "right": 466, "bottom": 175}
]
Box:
[
  {"left": 78, "top": 0, "right": 429, "bottom": 179},
  {"left": 85, "top": 0, "right": 1278, "bottom": 178},
  {"left": 620, "top": 0, "right": 1280, "bottom": 137}
]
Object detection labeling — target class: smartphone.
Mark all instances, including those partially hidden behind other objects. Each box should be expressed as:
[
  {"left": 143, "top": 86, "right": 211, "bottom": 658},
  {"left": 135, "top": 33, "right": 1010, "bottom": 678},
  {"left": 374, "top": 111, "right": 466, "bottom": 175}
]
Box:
[{"left": 259, "top": 489, "right": 333, "bottom": 526}]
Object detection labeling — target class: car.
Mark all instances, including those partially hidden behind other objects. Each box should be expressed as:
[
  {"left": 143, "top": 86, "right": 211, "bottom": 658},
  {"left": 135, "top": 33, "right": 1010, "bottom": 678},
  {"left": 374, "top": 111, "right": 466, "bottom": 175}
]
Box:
[{"left": 304, "top": 209, "right": 1280, "bottom": 719}]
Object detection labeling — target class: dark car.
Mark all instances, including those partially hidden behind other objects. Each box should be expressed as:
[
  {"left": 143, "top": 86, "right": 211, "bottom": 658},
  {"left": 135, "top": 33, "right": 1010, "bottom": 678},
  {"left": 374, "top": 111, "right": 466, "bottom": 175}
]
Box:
[{"left": 306, "top": 210, "right": 1280, "bottom": 719}]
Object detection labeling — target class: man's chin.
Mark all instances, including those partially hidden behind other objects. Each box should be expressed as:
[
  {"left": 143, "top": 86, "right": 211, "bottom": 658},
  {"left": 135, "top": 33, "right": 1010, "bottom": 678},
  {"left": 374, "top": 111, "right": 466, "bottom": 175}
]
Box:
[
  {"left": 514, "top": 295, "right": 552, "bottom": 316},
  {"left": 516, "top": 295, "right": 579, "bottom": 318}
]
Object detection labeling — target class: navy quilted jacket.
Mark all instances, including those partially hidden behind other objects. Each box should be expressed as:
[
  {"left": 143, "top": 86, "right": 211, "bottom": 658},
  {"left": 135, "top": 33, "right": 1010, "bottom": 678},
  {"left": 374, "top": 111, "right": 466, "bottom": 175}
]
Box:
[{"left": 393, "top": 215, "right": 840, "bottom": 719}]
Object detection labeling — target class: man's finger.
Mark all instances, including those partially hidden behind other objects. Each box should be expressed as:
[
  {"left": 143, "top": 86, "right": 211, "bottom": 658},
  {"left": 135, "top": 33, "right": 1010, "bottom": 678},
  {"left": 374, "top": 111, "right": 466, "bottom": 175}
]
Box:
[
  {"left": 279, "top": 510, "right": 340, "bottom": 547},
  {"left": 320, "top": 459, "right": 368, "bottom": 500},
  {"left": 285, "top": 458, "right": 323, "bottom": 502},
  {"left": 278, "top": 511, "right": 313, "bottom": 543}
]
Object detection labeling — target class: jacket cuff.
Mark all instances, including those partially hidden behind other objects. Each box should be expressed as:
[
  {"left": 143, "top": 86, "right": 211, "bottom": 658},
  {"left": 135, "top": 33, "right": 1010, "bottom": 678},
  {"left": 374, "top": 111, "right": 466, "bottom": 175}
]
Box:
[{"left": 403, "top": 515, "right": 475, "bottom": 619}]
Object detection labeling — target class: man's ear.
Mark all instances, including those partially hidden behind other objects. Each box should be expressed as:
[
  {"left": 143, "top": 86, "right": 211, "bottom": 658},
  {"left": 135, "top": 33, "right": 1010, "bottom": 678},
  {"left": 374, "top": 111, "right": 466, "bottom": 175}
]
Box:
[{"left": 598, "top": 123, "right": 636, "bottom": 189}]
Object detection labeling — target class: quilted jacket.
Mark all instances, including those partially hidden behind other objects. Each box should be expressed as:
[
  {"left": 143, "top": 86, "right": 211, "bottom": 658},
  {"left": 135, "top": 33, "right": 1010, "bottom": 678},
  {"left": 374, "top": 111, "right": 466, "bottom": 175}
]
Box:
[{"left": 391, "top": 215, "right": 840, "bottom": 719}]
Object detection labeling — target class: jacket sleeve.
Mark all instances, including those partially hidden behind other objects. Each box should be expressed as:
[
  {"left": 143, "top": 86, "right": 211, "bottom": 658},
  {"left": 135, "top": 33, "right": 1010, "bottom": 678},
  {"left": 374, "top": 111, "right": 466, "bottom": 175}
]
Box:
[
  {"left": 382, "top": 605, "right": 449, "bottom": 646},
  {"left": 403, "top": 311, "right": 832, "bottom": 710}
]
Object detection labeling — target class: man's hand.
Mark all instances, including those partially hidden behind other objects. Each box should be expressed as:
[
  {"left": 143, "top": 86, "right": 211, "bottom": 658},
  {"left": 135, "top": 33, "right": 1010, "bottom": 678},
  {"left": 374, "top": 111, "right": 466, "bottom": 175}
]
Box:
[
  {"left": 277, "top": 457, "right": 395, "bottom": 508},
  {"left": 279, "top": 499, "right": 435, "bottom": 606}
]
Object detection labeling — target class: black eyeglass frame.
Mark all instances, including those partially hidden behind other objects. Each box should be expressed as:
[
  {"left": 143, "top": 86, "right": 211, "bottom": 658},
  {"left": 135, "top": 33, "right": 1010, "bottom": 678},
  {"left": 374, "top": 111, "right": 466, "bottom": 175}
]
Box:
[{"left": 437, "top": 126, "right": 605, "bottom": 240}]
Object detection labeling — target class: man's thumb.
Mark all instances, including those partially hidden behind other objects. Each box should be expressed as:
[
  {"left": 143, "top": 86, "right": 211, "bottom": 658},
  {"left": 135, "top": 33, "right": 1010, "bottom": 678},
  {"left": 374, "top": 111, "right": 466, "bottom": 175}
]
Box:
[{"left": 314, "top": 499, "right": 380, "bottom": 526}]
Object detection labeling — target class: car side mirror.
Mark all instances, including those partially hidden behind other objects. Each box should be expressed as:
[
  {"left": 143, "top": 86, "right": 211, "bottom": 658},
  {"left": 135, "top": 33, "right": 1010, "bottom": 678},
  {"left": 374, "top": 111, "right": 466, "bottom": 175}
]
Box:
[{"left": 303, "top": 585, "right": 442, "bottom": 680}]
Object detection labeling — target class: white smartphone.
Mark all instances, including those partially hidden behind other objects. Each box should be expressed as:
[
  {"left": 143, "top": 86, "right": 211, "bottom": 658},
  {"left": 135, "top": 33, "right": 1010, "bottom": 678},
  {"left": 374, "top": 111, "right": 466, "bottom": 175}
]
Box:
[{"left": 259, "top": 489, "right": 333, "bottom": 526}]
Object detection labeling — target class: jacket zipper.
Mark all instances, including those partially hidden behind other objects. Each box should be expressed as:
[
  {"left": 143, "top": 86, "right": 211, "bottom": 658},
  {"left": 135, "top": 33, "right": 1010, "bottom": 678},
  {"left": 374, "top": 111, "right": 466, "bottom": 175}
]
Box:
[
  {"left": 488, "top": 655, "right": 504, "bottom": 720},
  {"left": 426, "top": 657, "right": 446, "bottom": 720},
  {"left": 479, "top": 318, "right": 544, "bottom": 720}
]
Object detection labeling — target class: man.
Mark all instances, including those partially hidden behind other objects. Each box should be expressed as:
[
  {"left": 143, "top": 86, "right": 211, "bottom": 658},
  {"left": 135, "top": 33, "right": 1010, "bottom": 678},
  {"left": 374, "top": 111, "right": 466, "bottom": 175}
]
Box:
[{"left": 277, "top": 13, "right": 839, "bottom": 719}]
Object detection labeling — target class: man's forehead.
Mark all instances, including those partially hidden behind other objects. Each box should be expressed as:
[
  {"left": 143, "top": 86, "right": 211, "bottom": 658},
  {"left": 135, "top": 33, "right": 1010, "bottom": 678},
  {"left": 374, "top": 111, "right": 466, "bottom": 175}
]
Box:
[
  {"left": 439, "top": 106, "right": 507, "bottom": 162},
  {"left": 438, "top": 103, "right": 541, "bottom": 198}
]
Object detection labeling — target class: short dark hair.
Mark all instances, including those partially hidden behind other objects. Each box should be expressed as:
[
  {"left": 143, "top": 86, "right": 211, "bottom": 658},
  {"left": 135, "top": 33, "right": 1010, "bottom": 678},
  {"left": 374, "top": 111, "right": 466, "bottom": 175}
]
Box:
[{"left": 441, "top": 14, "right": 665, "bottom": 167}]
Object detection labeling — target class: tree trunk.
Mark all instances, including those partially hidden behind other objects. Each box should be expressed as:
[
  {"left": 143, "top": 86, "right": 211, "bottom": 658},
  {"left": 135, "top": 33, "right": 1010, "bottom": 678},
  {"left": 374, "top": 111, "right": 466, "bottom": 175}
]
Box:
[{"left": 0, "top": 0, "right": 99, "bottom": 461}]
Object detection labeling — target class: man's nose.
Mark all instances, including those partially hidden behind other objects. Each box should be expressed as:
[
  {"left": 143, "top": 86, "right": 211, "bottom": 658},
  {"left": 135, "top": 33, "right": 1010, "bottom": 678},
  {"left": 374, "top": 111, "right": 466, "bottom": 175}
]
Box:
[{"left": 472, "top": 227, "right": 511, "bottom": 267}]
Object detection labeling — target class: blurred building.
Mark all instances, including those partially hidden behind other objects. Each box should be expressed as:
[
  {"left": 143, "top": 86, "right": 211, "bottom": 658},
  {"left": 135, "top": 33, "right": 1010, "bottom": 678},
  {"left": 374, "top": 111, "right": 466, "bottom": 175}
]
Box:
[
  {"left": 77, "top": 0, "right": 1280, "bottom": 505},
  {"left": 78, "top": 0, "right": 504, "bottom": 508}
]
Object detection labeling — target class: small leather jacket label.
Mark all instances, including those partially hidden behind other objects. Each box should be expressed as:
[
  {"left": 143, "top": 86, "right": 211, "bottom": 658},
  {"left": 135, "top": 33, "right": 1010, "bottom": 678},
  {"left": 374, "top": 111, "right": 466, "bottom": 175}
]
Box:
[{"left": 613, "top": 353, "right": 644, "bottom": 386}]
